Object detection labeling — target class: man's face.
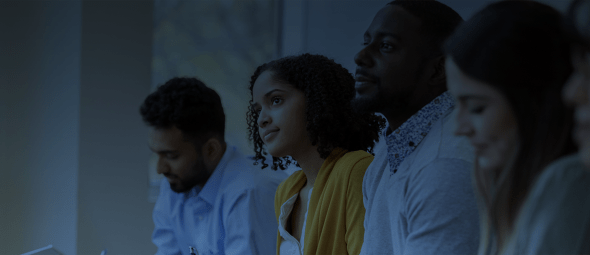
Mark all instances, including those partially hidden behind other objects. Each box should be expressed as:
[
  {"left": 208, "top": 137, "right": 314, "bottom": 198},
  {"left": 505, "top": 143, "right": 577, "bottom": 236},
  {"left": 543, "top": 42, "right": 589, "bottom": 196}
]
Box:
[
  {"left": 148, "top": 126, "right": 211, "bottom": 193},
  {"left": 352, "top": 5, "right": 429, "bottom": 113}
]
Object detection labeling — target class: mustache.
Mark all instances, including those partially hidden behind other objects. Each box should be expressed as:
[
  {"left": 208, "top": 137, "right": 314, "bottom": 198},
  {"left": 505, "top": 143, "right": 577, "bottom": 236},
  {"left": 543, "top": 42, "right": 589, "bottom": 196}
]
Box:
[
  {"left": 163, "top": 173, "right": 178, "bottom": 179},
  {"left": 355, "top": 69, "right": 380, "bottom": 83}
]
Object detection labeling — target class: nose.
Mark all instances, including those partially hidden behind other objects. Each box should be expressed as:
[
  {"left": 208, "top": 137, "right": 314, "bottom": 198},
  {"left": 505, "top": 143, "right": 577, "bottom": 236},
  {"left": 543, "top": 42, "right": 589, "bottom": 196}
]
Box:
[
  {"left": 453, "top": 109, "right": 474, "bottom": 137},
  {"left": 563, "top": 72, "right": 589, "bottom": 107},
  {"left": 354, "top": 45, "right": 374, "bottom": 68},
  {"left": 156, "top": 157, "right": 170, "bottom": 175},
  {"left": 257, "top": 109, "right": 270, "bottom": 129}
]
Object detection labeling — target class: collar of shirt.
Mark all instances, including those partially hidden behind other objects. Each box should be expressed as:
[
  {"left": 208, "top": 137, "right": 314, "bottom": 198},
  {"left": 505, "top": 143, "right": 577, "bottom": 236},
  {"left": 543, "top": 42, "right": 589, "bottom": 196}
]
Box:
[
  {"left": 184, "top": 145, "right": 237, "bottom": 205},
  {"left": 385, "top": 92, "right": 455, "bottom": 175}
]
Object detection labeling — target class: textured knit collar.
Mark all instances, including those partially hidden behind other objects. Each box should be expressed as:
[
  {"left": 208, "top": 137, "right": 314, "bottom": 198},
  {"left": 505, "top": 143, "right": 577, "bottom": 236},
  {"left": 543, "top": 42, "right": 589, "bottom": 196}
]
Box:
[{"left": 385, "top": 92, "right": 455, "bottom": 175}]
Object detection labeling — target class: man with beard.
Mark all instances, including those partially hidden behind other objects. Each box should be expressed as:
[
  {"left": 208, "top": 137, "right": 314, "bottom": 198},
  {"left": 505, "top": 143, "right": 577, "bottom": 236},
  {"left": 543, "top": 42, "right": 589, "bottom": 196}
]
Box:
[
  {"left": 141, "top": 77, "right": 283, "bottom": 255},
  {"left": 352, "top": 1, "right": 479, "bottom": 254}
]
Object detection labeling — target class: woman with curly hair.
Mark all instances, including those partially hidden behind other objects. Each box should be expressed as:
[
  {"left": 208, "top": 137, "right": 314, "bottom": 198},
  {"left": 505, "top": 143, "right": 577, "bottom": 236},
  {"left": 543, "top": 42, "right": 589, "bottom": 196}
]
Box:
[{"left": 247, "top": 53, "right": 385, "bottom": 255}]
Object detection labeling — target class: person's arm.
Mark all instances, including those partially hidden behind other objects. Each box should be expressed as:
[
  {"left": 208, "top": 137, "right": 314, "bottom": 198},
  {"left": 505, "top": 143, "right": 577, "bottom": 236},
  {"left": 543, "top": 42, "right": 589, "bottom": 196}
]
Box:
[
  {"left": 152, "top": 180, "right": 182, "bottom": 255},
  {"left": 346, "top": 156, "right": 372, "bottom": 255},
  {"left": 223, "top": 187, "right": 278, "bottom": 255},
  {"left": 403, "top": 158, "right": 480, "bottom": 255}
]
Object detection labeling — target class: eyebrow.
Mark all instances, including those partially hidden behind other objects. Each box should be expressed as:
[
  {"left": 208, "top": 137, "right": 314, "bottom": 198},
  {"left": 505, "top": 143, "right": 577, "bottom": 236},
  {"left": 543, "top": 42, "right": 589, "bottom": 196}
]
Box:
[
  {"left": 364, "top": 31, "right": 402, "bottom": 41},
  {"left": 457, "top": 95, "right": 490, "bottom": 103},
  {"left": 148, "top": 146, "right": 177, "bottom": 154},
  {"left": 252, "top": 89, "right": 287, "bottom": 108}
]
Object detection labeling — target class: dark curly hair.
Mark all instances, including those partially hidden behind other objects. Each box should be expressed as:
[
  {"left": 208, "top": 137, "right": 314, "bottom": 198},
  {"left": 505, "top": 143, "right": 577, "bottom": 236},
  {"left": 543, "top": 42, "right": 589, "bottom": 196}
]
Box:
[
  {"left": 140, "top": 77, "right": 226, "bottom": 147},
  {"left": 247, "top": 54, "right": 386, "bottom": 170}
]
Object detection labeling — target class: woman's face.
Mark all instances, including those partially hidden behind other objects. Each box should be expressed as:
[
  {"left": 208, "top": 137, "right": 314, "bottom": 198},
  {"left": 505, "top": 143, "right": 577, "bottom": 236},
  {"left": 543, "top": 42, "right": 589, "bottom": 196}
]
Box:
[
  {"left": 563, "top": 47, "right": 590, "bottom": 167},
  {"left": 252, "top": 70, "right": 313, "bottom": 159},
  {"left": 446, "top": 58, "right": 520, "bottom": 172}
]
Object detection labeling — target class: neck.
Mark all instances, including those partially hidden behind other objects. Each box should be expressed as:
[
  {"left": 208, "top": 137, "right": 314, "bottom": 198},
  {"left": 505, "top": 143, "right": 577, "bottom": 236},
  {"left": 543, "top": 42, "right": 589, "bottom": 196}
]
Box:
[
  {"left": 381, "top": 110, "right": 417, "bottom": 134},
  {"left": 291, "top": 146, "right": 325, "bottom": 187},
  {"left": 382, "top": 92, "right": 442, "bottom": 133}
]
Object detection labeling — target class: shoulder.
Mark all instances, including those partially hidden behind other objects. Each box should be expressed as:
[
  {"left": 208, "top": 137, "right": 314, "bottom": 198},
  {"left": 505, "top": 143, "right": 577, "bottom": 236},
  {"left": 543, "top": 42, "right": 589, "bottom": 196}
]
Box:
[
  {"left": 405, "top": 111, "right": 474, "bottom": 170},
  {"left": 338, "top": 150, "right": 374, "bottom": 170},
  {"left": 405, "top": 158, "right": 474, "bottom": 198},
  {"left": 524, "top": 154, "right": 590, "bottom": 213},
  {"left": 410, "top": 158, "right": 472, "bottom": 183},
  {"left": 327, "top": 150, "right": 374, "bottom": 182},
  {"left": 535, "top": 154, "right": 589, "bottom": 188},
  {"left": 275, "top": 170, "right": 305, "bottom": 200},
  {"left": 509, "top": 155, "right": 590, "bottom": 254}
]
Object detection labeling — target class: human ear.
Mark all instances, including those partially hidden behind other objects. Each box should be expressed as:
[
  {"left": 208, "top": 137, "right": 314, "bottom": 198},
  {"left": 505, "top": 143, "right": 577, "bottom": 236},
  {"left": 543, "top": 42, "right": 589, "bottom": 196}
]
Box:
[
  {"left": 429, "top": 55, "right": 447, "bottom": 87},
  {"left": 201, "top": 137, "right": 225, "bottom": 170}
]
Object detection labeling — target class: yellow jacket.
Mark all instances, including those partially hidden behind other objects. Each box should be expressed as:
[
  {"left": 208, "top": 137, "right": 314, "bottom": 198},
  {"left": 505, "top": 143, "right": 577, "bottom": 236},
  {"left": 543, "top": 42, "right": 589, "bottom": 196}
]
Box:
[{"left": 274, "top": 148, "right": 372, "bottom": 255}]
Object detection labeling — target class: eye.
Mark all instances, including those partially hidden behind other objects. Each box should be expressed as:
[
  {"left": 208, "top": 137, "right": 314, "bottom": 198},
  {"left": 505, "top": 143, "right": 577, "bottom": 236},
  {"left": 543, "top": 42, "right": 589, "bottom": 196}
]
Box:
[
  {"left": 166, "top": 153, "right": 179, "bottom": 160},
  {"left": 380, "top": 42, "right": 394, "bottom": 51},
  {"left": 271, "top": 96, "right": 283, "bottom": 105},
  {"left": 469, "top": 105, "right": 486, "bottom": 114}
]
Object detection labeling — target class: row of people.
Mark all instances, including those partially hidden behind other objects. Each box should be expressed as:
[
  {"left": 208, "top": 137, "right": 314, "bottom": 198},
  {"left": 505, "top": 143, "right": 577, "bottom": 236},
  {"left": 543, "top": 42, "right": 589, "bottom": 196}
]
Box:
[{"left": 140, "top": 0, "right": 590, "bottom": 254}]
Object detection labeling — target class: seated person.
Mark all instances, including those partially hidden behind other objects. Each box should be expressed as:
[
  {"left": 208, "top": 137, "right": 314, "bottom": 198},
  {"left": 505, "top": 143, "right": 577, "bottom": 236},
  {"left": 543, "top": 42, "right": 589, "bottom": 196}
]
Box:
[
  {"left": 354, "top": 1, "right": 479, "bottom": 254},
  {"left": 444, "top": 1, "right": 584, "bottom": 254},
  {"left": 140, "top": 77, "right": 284, "bottom": 255},
  {"left": 247, "top": 53, "right": 385, "bottom": 255}
]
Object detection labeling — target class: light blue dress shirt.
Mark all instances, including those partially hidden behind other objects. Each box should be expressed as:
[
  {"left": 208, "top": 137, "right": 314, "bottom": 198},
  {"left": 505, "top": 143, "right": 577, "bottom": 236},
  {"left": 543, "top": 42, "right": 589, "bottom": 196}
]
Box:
[
  {"left": 361, "top": 92, "right": 480, "bottom": 255},
  {"left": 152, "top": 145, "right": 285, "bottom": 255}
]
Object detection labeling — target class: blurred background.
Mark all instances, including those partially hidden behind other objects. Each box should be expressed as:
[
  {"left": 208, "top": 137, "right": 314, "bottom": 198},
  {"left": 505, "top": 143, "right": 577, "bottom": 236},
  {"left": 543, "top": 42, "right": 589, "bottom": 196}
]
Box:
[{"left": 0, "top": 0, "right": 574, "bottom": 254}]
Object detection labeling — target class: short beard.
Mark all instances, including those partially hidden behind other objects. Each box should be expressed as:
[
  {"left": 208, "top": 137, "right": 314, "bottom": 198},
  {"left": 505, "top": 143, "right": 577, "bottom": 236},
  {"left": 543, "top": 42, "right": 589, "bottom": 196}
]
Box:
[
  {"left": 351, "top": 82, "right": 413, "bottom": 115},
  {"left": 169, "top": 158, "right": 211, "bottom": 193}
]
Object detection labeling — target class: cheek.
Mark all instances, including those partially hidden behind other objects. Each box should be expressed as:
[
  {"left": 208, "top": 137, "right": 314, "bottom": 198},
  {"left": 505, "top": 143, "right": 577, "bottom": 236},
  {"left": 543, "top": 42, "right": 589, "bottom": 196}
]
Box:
[
  {"left": 170, "top": 159, "right": 194, "bottom": 177},
  {"left": 479, "top": 111, "right": 519, "bottom": 165},
  {"left": 564, "top": 73, "right": 588, "bottom": 105},
  {"left": 280, "top": 101, "right": 309, "bottom": 136},
  {"left": 474, "top": 106, "right": 518, "bottom": 144}
]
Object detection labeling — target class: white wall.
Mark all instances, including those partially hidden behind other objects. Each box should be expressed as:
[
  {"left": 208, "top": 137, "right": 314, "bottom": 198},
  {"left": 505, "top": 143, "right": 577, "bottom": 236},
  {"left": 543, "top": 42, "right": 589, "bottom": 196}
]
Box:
[
  {"left": 77, "top": 1, "right": 156, "bottom": 254},
  {"left": 0, "top": 1, "right": 81, "bottom": 254},
  {"left": 0, "top": 1, "right": 155, "bottom": 254}
]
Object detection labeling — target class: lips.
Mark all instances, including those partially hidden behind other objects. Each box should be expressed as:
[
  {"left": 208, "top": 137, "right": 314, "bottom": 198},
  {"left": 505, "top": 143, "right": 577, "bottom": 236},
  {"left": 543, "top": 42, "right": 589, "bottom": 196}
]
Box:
[
  {"left": 355, "top": 74, "right": 376, "bottom": 83},
  {"left": 262, "top": 128, "right": 279, "bottom": 142},
  {"left": 355, "top": 70, "right": 378, "bottom": 93},
  {"left": 470, "top": 142, "right": 488, "bottom": 155}
]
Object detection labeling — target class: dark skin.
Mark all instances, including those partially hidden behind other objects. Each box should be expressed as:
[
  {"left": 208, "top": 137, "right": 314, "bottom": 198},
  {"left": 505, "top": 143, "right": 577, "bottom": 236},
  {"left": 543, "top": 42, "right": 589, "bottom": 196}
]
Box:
[{"left": 353, "top": 5, "right": 447, "bottom": 133}]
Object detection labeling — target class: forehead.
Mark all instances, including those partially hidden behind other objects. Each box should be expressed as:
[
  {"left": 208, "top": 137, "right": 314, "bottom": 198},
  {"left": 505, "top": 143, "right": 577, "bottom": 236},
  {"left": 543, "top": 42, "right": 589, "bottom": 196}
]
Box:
[
  {"left": 366, "top": 5, "right": 422, "bottom": 38},
  {"left": 148, "top": 126, "right": 186, "bottom": 148},
  {"left": 252, "top": 71, "right": 295, "bottom": 100}
]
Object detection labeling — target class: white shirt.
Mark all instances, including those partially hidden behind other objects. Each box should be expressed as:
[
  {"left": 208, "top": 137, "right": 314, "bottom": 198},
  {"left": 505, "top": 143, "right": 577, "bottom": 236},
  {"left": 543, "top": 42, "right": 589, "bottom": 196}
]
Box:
[{"left": 278, "top": 188, "right": 313, "bottom": 255}]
